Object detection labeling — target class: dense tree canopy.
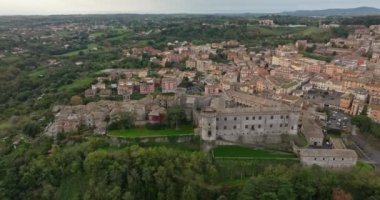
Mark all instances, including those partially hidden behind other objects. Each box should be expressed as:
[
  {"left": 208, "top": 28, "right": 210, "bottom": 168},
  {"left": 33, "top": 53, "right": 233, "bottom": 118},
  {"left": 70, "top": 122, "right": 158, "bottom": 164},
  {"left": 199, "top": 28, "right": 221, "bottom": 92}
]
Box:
[
  {"left": 1, "top": 135, "right": 380, "bottom": 199},
  {"left": 166, "top": 105, "right": 186, "bottom": 130},
  {"left": 108, "top": 112, "right": 135, "bottom": 131},
  {"left": 352, "top": 115, "right": 380, "bottom": 138}
]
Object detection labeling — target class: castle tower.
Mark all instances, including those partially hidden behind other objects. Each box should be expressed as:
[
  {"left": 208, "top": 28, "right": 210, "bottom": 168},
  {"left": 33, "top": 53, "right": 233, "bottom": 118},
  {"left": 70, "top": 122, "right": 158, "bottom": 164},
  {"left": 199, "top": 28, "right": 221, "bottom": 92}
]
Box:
[{"left": 200, "top": 108, "right": 217, "bottom": 141}]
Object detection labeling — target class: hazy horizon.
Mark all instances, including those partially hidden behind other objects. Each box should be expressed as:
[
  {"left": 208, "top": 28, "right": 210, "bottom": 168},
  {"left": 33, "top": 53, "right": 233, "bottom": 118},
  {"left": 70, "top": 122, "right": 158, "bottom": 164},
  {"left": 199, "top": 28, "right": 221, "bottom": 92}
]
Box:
[{"left": 0, "top": 0, "right": 379, "bottom": 16}]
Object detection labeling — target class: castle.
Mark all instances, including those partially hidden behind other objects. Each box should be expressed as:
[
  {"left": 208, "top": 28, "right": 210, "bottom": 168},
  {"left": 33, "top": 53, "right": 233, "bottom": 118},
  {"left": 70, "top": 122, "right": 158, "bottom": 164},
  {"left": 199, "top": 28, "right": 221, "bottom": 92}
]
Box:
[{"left": 191, "top": 90, "right": 302, "bottom": 146}]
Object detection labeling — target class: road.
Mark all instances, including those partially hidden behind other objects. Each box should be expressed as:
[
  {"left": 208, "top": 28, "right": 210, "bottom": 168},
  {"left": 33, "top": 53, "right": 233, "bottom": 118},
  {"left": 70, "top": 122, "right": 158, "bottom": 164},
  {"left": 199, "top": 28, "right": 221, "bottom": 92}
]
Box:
[{"left": 349, "top": 130, "right": 380, "bottom": 167}]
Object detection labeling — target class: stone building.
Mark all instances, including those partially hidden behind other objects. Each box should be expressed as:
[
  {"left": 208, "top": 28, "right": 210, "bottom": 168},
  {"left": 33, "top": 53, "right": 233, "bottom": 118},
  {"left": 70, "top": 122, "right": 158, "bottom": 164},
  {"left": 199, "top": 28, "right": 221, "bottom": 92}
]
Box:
[
  {"left": 162, "top": 77, "right": 178, "bottom": 93},
  {"left": 368, "top": 104, "right": 380, "bottom": 123},
  {"left": 340, "top": 93, "right": 354, "bottom": 110},
  {"left": 258, "top": 19, "right": 275, "bottom": 26},
  {"left": 199, "top": 94, "right": 301, "bottom": 145},
  {"left": 205, "top": 84, "right": 221, "bottom": 96},
  {"left": 299, "top": 149, "right": 357, "bottom": 168},
  {"left": 301, "top": 117, "right": 324, "bottom": 147},
  {"left": 370, "top": 95, "right": 380, "bottom": 105}
]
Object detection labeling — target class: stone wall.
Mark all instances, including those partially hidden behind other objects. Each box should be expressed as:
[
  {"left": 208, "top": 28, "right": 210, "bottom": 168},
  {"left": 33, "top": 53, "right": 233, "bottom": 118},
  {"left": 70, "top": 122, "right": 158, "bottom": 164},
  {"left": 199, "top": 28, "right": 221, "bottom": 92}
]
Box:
[
  {"left": 217, "top": 135, "right": 283, "bottom": 144},
  {"left": 299, "top": 149, "right": 358, "bottom": 168},
  {"left": 300, "top": 155, "right": 357, "bottom": 168}
]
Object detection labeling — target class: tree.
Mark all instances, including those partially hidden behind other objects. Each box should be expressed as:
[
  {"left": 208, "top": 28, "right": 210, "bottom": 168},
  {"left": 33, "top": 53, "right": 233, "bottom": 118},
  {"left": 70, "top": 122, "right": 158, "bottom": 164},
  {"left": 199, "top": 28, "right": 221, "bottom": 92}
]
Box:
[
  {"left": 291, "top": 168, "right": 319, "bottom": 199},
  {"left": 181, "top": 185, "right": 197, "bottom": 200},
  {"left": 194, "top": 71, "right": 203, "bottom": 81},
  {"left": 108, "top": 112, "right": 134, "bottom": 130},
  {"left": 332, "top": 188, "right": 352, "bottom": 200},
  {"left": 361, "top": 105, "right": 368, "bottom": 116},
  {"left": 23, "top": 122, "right": 41, "bottom": 138},
  {"left": 179, "top": 77, "right": 194, "bottom": 88},
  {"left": 239, "top": 175, "right": 296, "bottom": 200},
  {"left": 166, "top": 105, "right": 186, "bottom": 130},
  {"left": 352, "top": 115, "right": 372, "bottom": 133}
]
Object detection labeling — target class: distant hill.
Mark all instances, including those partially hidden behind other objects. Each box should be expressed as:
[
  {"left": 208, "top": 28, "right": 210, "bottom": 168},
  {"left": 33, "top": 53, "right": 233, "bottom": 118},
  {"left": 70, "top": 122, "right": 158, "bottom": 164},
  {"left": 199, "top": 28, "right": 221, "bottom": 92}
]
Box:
[{"left": 280, "top": 7, "right": 380, "bottom": 16}]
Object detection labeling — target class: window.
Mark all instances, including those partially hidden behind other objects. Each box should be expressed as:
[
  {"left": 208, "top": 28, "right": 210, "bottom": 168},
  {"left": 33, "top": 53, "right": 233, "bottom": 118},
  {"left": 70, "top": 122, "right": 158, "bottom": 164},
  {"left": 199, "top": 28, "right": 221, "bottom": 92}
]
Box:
[
  {"left": 246, "top": 117, "right": 249, "bottom": 120},
  {"left": 285, "top": 124, "right": 288, "bottom": 127},
  {"left": 280, "top": 124, "right": 283, "bottom": 127},
  {"left": 259, "top": 116, "right": 262, "bottom": 120},
  {"left": 251, "top": 125, "right": 255, "bottom": 130},
  {"left": 233, "top": 125, "right": 236, "bottom": 129},
  {"left": 286, "top": 115, "right": 289, "bottom": 119},
  {"left": 291, "top": 126, "right": 294, "bottom": 130},
  {"left": 333, "top": 158, "right": 335, "bottom": 161},
  {"left": 252, "top": 116, "right": 256, "bottom": 120},
  {"left": 216, "top": 118, "right": 219, "bottom": 121},
  {"left": 245, "top": 125, "right": 248, "bottom": 129},
  {"left": 224, "top": 117, "right": 227, "bottom": 121},
  {"left": 224, "top": 126, "right": 227, "bottom": 130},
  {"left": 314, "top": 158, "right": 317, "bottom": 160},
  {"left": 208, "top": 123, "right": 211, "bottom": 126},
  {"left": 270, "top": 124, "right": 273, "bottom": 128},
  {"left": 342, "top": 158, "right": 344, "bottom": 161},
  {"left": 258, "top": 125, "right": 261, "bottom": 128},
  {"left": 234, "top": 117, "right": 237, "bottom": 121},
  {"left": 270, "top": 116, "right": 274, "bottom": 119},
  {"left": 323, "top": 158, "right": 325, "bottom": 160},
  {"left": 208, "top": 131, "right": 212, "bottom": 137},
  {"left": 281, "top": 115, "right": 284, "bottom": 119}
]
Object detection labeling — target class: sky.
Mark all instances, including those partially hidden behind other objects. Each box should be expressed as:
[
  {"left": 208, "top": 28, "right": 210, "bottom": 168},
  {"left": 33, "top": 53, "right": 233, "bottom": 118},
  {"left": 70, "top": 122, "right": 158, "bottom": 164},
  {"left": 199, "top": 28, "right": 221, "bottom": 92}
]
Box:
[{"left": 0, "top": 0, "right": 379, "bottom": 15}]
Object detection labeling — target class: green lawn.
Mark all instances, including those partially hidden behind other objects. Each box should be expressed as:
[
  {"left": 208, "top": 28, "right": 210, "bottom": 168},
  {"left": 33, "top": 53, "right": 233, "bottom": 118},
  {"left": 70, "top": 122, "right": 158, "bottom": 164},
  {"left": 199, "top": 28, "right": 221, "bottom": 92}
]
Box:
[
  {"left": 90, "top": 32, "right": 104, "bottom": 37},
  {"left": 0, "top": 121, "right": 11, "bottom": 129},
  {"left": 59, "top": 43, "right": 100, "bottom": 57},
  {"left": 130, "top": 93, "right": 147, "bottom": 100},
  {"left": 28, "top": 67, "right": 46, "bottom": 79},
  {"left": 213, "top": 145, "right": 297, "bottom": 160},
  {"left": 59, "top": 76, "right": 95, "bottom": 92},
  {"left": 108, "top": 125, "right": 194, "bottom": 138},
  {"left": 301, "top": 27, "right": 323, "bottom": 35},
  {"left": 106, "top": 30, "right": 134, "bottom": 41},
  {"left": 298, "top": 27, "right": 333, "bottom": 42}
]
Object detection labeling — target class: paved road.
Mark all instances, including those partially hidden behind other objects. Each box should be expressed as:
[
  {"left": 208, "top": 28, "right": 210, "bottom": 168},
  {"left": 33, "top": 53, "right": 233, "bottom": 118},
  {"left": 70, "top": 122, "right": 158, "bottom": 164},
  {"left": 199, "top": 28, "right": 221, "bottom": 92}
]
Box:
[{"left": 349, "top": 132, "right": 380, "bottom": 167}]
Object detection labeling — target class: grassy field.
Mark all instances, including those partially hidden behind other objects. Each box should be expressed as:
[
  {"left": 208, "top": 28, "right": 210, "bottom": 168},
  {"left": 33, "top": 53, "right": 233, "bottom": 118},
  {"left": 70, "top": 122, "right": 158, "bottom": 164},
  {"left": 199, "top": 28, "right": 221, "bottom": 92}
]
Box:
[
  {"left": 59, "top": 43, "right": 100, "bottom": 57},
  {"left": 247, "top": 25, "right": 305, "bottom": 35},
  {"left": 90, "top": 32, "right": 104, "bottom": 37},
  {"left": 130, "top": 93, "right": 147, "bottom": 100},
  {"left": 298, "top": 27, "right": 332, "bottom": 42},
  {"left": 213, "top": 145, "right": 297, "bottom": 160},
  {"left": 59, "top": 76, "right": 95, "bottom": 93},
  {"left": 28, "top": 67, "right": 47, "bottom": 79},
  {"left": 0, "top": 121, "right": 10, "bottom": 128},
  {"left": 108, "top": 125, "right": 194, "bottom": 138}
]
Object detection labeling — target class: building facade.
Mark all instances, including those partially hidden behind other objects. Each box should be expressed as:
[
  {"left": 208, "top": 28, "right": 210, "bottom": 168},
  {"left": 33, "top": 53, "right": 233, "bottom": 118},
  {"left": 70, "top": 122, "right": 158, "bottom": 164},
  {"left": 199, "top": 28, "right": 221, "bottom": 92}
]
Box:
[
  {"left": 200, "top": 106, "right": 300, "bottom": 144},
  {"left": 299, "top": 149, "right": 357, "bottom": 168}
]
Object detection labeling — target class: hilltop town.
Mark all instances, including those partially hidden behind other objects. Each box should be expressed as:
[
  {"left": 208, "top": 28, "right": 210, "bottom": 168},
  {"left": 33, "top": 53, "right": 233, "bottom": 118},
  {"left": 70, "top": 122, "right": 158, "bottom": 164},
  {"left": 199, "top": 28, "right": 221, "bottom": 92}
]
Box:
[
  {"left": 2, "top": 14, "right": 380, "bottom": 199},
  {"left": 41, "top": 23, "right": 380, "bottom": 168}
]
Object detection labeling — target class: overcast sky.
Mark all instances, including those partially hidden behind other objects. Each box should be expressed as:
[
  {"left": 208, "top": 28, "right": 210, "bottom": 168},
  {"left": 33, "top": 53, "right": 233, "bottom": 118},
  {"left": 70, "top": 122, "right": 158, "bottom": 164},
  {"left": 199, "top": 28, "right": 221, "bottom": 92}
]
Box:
[{"left": 0, "top": 0, "right": 379, "bottom": 15}]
